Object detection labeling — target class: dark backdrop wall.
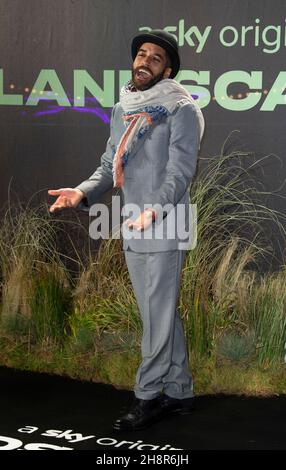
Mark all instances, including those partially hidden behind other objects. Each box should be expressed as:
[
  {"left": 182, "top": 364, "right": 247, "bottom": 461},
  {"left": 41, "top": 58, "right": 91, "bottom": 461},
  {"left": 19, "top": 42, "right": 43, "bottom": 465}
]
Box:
[{"left": 0, "top": 0, "right": 285, "bottom": 266}]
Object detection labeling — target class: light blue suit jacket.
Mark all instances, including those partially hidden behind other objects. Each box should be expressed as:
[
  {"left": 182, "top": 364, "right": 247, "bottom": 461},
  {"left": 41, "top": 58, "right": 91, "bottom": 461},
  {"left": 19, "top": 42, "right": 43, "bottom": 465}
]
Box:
[{"left": 76, "top": 99, "right": 202, "bottom": 252}]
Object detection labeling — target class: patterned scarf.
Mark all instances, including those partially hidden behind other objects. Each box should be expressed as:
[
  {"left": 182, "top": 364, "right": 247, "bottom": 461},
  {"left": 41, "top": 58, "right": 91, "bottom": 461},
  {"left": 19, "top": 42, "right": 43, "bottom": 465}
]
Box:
[{"left": 113, "top": 78, "right": 205, "bottom": 188}]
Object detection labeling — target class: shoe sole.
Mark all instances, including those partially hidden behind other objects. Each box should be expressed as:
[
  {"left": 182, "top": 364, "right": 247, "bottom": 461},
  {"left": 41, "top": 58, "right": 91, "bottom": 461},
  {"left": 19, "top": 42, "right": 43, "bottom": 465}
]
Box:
[
  {"left": 161, "top": 404, "right": 195, "bottom": 416},
  {"left": 113, "top": 418, "right": 160, "bottom": 432}
]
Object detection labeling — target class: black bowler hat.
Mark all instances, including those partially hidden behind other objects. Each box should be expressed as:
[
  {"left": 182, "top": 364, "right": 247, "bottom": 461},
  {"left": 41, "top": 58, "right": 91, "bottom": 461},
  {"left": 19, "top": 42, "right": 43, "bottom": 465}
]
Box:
[{"left": 131, "top": 29, "right": 180, "bottom": 79}]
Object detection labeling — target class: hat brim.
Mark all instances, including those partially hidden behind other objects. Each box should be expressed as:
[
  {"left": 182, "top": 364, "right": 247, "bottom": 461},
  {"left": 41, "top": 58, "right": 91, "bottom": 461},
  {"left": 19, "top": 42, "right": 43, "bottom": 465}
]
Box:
[{"left": 131, "top": 33, "right": 180, "bottom": 79}]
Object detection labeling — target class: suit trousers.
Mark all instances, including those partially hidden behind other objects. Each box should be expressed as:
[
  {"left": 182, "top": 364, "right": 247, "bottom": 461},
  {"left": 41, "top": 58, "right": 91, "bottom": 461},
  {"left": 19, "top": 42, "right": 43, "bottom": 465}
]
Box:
[{"left": 124, "top": 247, "right": 194, "bottom": 400}]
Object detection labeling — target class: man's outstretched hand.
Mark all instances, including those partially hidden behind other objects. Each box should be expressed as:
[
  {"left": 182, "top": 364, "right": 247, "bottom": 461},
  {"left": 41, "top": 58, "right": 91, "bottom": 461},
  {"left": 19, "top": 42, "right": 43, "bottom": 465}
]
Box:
[{"left": 48, "top": 188, "right": 85, "bottom": 213}]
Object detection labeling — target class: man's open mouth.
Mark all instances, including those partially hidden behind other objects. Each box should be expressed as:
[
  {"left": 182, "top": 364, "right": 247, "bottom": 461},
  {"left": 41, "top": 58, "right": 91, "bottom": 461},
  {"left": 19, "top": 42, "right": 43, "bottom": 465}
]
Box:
[{"left": 135, "top": 68, "right": 153, "bottom": 79}]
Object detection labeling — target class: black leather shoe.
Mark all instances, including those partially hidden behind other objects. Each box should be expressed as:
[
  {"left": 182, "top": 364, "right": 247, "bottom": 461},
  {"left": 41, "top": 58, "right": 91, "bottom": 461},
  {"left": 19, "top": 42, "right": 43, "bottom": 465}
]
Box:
[
  {"left": 160, "top": 394, "right": 195, "bottom": 415},
  {"left": 113, "top": 396, "right": 164, "bottom": 431}
]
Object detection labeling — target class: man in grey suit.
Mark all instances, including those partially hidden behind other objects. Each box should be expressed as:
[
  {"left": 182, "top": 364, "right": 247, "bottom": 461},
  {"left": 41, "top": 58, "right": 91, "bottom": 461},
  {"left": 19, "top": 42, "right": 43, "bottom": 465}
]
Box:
[{"left": 48, "top": 29, "right": 204, "bottom": 431}]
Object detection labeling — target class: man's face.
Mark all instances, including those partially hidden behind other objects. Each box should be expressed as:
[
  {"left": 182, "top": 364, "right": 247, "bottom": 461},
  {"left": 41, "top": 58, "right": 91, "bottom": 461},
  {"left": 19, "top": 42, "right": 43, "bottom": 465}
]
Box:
[{"left": 132, "top": 42, "right": 172, "bottom": 91}]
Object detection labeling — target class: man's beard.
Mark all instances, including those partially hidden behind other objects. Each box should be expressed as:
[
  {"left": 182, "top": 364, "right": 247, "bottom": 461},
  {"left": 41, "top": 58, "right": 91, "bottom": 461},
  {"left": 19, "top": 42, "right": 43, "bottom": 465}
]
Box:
[{"left": 131, "top": 67, "right": 167, "bottom": 91}]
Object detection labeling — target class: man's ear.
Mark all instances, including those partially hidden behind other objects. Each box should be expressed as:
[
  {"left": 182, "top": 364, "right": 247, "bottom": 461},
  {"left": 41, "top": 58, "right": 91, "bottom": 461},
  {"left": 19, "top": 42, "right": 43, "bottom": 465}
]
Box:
[{"left": 163, "top": 67, "right": 172, "bottom": 79}]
